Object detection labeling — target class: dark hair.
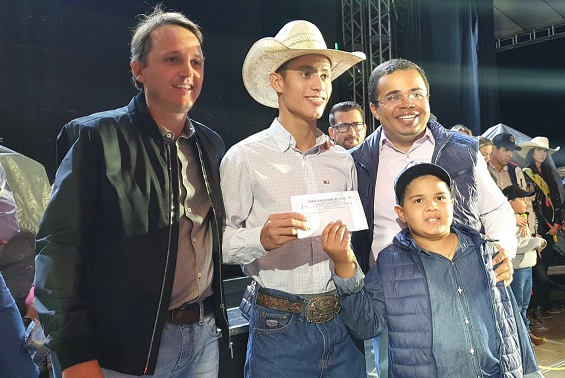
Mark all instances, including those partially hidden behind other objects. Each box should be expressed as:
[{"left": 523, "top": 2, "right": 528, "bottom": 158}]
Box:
[
  {"left": 328, "top": 101, "right": 364, "bottom": 127},
  {"left": 525, "top": 148, "right": 556, "bottom": 184},
  {"left": 130, "top": 5, "right": 203, "bottom": 90},
  {"left": 397, "top": 175, "right": 452, "bottom": 206},
  {"left": 367, "top": 58, "right": 430, "bottom": 105}
]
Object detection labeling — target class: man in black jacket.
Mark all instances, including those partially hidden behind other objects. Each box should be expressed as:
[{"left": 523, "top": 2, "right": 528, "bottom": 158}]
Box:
[{"left": 35, "top": 6, "right": 229, "bottom": 377}]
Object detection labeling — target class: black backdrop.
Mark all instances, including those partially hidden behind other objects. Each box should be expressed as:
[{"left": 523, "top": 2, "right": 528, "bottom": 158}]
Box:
[
  {"left": 0, "top": 0, "right": 348, "bottom": 179},
  {"left": 399, "top": 0, "right": 565, "bottom": 166},
  {"left": 400, "top": 0, "right": 499, "bottom": 136}
]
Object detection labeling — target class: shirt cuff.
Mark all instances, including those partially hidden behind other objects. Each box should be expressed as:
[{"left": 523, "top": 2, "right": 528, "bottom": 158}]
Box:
[
  {"left": 247, "top": 226, "right": 269, "bottom": 257},
  {"left": 332, "top": 260, "right": 365, "bottom": 295}
]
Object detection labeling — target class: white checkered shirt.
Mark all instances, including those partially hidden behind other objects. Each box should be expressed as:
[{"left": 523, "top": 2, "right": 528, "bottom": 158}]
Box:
[{"left": 221, "top": 119, "right": 357, "bottom": 294}]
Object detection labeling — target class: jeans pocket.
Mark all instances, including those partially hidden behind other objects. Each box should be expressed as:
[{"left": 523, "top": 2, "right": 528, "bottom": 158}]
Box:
[
  {"left": 253, "top": 309, "right": 295, "bottom": 335},
  {"left": 203, "top": 313, "right": 222, "bottom": 338}
]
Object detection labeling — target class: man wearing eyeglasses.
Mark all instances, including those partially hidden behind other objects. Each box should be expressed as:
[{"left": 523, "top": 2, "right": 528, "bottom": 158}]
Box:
[
  {"left": 328, "top": 101, "right": 367, "bottom": 150},
  {"left": 347, "top": 58, "right": 517, "bottom": 377}
]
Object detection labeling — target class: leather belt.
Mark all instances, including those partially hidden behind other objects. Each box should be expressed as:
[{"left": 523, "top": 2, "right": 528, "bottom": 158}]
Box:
[
  {"left": 167, "top": 297, "right": 214, "bottom": 325},
  {"left": 256, "top": 291, "right": 340, "bottom": 323}
]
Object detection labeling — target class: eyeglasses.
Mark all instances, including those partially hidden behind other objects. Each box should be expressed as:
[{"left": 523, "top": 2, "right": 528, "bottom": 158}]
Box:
[
  {"left": 376, "top": 92, "right": 429, "bottom": 107},
  {"left": 331, "top": 122, "right": 365, "bottom": 133}
]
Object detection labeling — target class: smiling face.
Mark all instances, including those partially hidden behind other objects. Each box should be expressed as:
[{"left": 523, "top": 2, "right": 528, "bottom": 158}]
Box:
[
  {"left": 130, "top": 24, "right": 204, "bottom": 118},
  {"left": 394, "top": 175, "right": 454, "bottom": 242},
  {"left": 370, "top": 69, "right": 430, "bottom": 151},
  {"left": 270, "top": 54, "right": 332, "bottom": 126}
]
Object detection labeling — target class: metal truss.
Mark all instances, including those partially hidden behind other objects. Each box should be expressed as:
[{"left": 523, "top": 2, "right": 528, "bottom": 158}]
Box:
[
  {"left": 496, "top": 23, "right": 565, "bottom": 52},
  {"left": 342, "top": 0, "right": 394, "bottom": 131}
]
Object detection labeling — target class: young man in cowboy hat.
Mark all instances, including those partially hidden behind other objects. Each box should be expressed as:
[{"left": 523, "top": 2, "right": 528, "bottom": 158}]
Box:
[{"left": 220, "top": 20, "right": 367, "bottom": 377}]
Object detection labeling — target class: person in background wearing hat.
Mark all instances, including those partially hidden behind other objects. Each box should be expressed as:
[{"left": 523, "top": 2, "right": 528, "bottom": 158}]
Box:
[
  {"left": 489, "top": 132, "right": 527, "bottom": 190},
  {"left": 322, "top": 162, "right": 542, "bottom": 378},
  {"left": 220, "top": 20, "right": 367, "bottom": 377},
  {"left": 348, "top": 58, "right": 516, "bottom": 377},
  {"left": 502, "top": 184, "right": 548, "bottom": 346},
  {"left": 34, "top": 7, "right": 229, "bottom": 377},
  {"left": 518, "top": 136, "right": 565, "bottom": 321},
  {"left": 489, "top": 132, "right": 533, "bottom": 240},
  {"left": 328, "top": 101, "right": 367, "bottom": 150}
]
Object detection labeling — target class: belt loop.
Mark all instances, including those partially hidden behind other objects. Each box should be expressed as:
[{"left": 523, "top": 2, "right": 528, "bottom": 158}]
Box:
[
  {"left": 299, "top": 297, "right": 308, "bottom": 322},
  {"left": 198, "top": 301, "right": 205, "bottom": 325}
]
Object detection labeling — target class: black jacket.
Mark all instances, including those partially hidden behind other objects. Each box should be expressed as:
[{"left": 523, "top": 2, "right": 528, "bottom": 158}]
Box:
[{"left": 35, "top": 93, "right": 229, "bottom": 374}]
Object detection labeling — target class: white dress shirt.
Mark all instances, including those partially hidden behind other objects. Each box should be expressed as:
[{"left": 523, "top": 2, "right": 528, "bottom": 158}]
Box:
[{"left": 221, "top": 119, "right": 356, "bottom": 294}]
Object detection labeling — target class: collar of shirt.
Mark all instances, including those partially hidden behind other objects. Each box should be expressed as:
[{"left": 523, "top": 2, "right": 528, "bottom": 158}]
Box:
[
  {"left": 416, "top": 228, "right": 472, "bottom": 259},
  {"left": 487, "top": 162, "right": 509, "bottom": 173},
  {"left": 378, "top": 125, "right": 435, "bottom": 153},
  {"left": 158, "top": 118, "right": 195, "bottom": 142},
  {"left": 270, "top": 118, "right": 330, "bottom": 154}
]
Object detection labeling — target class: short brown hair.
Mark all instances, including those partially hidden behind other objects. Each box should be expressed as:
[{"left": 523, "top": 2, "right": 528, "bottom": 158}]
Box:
[{"left": 130, "top": 5, "right": 203, "bottom": 90}]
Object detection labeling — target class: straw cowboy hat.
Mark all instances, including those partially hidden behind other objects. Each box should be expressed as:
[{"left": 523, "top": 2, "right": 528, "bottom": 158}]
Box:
[
  {"left": 517, "top": 136, "right": 561, "bottom": 158},
  {"left": 242, "top": 20, "right": 366, "bottom": 108}
]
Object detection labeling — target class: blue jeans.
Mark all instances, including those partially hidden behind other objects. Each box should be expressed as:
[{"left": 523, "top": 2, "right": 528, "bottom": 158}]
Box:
[
  {"left": 0, "top": 273, "right": 39, "bottom": 378},
  {"left": 245, "top": 287, "right": 365, "bottom": 378},
  {"left": 509, "top": 267, "right": 533, "bottom": 329},
  {"left": 101, "top": 313, "right": 220, "bottom": 377}
]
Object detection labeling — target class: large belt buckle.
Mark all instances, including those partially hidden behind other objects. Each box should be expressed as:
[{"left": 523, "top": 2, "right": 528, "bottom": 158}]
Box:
[{"left": 305, "top": 295, "right": 340, "bottom": 323}]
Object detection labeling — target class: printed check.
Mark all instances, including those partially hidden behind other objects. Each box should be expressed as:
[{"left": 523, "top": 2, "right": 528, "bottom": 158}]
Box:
[{"left": 290, "top": 191, "right": 368, "bottom": 239}]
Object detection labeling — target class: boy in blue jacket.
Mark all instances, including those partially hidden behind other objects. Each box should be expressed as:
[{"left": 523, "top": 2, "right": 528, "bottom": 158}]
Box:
[{"left": 322, "top": 162, "right": 542, "bottom": 378}]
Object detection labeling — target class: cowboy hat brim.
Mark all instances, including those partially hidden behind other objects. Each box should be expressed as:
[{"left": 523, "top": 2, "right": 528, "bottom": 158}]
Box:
[
  {"left": 516, "top": 141, "right": 560, "bottom": 158},
  {"left": 242, "top": 37, "right": 365, "bottom": 108}
]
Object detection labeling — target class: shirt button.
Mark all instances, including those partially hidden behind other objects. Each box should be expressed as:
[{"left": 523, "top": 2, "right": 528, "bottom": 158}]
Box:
[
  {"left": 457, "top": 287, "right": 463, "bottom": 294},
  {"left": 315, "top": 237, "right": 320, "bottom": 242},
  {"left": 470, "top": 348, "right": 474, "bottom": 354},
  {"left": 187, "top": 207, "right": 192, "bottom": 213},
  {"left": 198, "top": 272, "right": 202, "bottom": 278},
  {"left": 192, "top": 238, "right": 197, "bottom": 243},
  {"left": 464, "top": 318, "right": 469, "bottom": 324}
]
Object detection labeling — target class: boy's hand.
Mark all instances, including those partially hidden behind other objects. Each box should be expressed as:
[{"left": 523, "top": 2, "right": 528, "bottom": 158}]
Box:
[
  {"left": 518, "top": 225, "right": 528, "bottom": 238},
  {"left": 515, "top": 214, "right": 528, "bottom": 228},
  {"left": 539, "top": 238, "right": 547, "bottom": 250},
  {"left": 321, "top": 221, "right": 356, "bottom": 278}
]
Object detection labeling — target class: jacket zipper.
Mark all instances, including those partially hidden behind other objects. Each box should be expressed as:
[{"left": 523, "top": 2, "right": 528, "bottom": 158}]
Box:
[
  {"left": 144, "top": 143, "right": 175, "bottom": 374},
  {"left": 194, "top": 138, "right": 233, "bottom": 357}
]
